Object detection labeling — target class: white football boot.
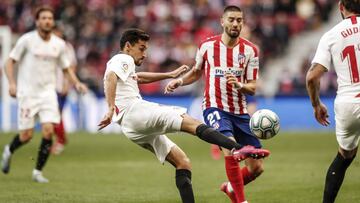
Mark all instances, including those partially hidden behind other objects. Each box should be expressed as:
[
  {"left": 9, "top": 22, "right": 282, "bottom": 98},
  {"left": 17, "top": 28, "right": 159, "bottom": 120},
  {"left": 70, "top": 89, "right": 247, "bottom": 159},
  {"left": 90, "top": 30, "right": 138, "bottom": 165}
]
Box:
[
  {"left": 32, "top": 169, "right": 49, "bottom": 183},
  {"left": 1, "top": 145, "right": 12, "bottom": 174}
]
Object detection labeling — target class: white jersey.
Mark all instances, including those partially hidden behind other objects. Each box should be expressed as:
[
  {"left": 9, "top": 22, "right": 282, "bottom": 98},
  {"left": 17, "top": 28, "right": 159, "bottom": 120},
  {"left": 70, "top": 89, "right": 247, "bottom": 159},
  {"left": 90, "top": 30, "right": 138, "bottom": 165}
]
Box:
[
  {"left": 312, "top": 16, "right": 360, "bottom": 103},
  {"left": 56, "top": 42, "right": 77, "bottom": 93},
  {"left": 103, "top": 53, "right": 142, "bottom": 121},
  {"left": 9, "top": 30, "right": 70, "bottom": 97}
]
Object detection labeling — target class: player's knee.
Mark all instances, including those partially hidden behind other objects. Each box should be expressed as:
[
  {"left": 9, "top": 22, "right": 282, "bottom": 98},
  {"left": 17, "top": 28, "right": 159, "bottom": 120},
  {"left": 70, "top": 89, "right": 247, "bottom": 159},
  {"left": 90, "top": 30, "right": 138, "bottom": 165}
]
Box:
[
  {"left": 250, "top": 162, "right": 264, "bottom": 177},
  {"left": 177, "top": 156, "right": 192, "bottom": 170},
  {"left": 180, "top": 114, "right": 203, "bottom": 135},
  {"left": 20, "top": 130, "right": 33, "bottom": 142},
  {"left": 42, "top": 125, "right": 54, "bottom": 138}
]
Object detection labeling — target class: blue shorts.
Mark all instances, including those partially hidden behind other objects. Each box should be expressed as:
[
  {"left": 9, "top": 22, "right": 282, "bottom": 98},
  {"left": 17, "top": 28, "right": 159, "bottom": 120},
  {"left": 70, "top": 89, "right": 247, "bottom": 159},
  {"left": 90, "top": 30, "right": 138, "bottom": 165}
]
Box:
[{"left": 203, "top": 107, "right": 262, "bottom": 148}]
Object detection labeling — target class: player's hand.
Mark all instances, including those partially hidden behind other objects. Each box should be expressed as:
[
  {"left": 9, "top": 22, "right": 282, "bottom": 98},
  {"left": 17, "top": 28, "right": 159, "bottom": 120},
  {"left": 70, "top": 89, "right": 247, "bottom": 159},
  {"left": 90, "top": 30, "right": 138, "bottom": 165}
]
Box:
[
  {"left": 164, "top": 78, "right": 183, "bottom": 94},
  {"left": 169, "top": 65, "right": 190, "bottom": 78},
  {"left": 225, "top": 72, "right": 243, "bottom": 89},
  {"left": 98, "top": 110, "right": 114, "bottom": 131},
  {"left": 313, "top": 103, "right": 330, "bottom": 126},
  {"left": 9, "top": 83, "right": 17, "bottom": 98},
  {"left": 75, "top": 82, "right": 88, "bottom": 94}
]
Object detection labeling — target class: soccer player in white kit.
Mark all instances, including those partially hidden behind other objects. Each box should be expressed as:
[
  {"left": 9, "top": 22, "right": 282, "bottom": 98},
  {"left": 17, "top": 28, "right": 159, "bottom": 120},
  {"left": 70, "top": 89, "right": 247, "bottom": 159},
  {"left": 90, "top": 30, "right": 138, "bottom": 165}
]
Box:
[
  {"left": 98, "top": 28, "right": 269, "bottom": 203},
  {"left": 306, "top": 1, "right": 360, "bottom": 202},
  {"left": 1, "top": 6, "right": 87, "bottom": 183}
]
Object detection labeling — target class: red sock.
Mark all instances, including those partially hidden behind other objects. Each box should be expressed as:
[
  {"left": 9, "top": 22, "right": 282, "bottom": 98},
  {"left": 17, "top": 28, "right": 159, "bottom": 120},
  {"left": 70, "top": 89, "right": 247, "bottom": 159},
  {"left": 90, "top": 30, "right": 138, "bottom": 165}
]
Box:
[
  {"left": 225, "top": 156, "right": 245, "bottom": 202},
  {"left": 210, "top": 144, "right": 221, "bottom": 160},
  {"left": 241, "top": 167, "right": 256, "bottom": 185},
  {"left": 54, "top": 119, "right": 67, "bottom": 144}
]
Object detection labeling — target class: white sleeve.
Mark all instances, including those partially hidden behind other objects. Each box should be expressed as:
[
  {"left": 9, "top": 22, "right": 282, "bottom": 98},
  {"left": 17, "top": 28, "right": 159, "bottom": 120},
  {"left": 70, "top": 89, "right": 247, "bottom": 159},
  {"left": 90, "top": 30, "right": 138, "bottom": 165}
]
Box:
[
  {"left": 9, "top": 35, "right": 28, "bottom": 61},
  {"left": 246, "top": 46, "right": 259, "bottom": 81},
  {"left": 106, "top": 56, "right": 134, "bottom": 82},
  {"left": 194, "top": 48, "right": 205, "bottom": 70},
  {"left": 66, "top": 43, "right": 77, "bottom": 66},
  {"left": 312, "top": 33, "right": 331, "bottom": 70},
  {"left": 59, "top": 43, "right": 71, "bottom": 69}
]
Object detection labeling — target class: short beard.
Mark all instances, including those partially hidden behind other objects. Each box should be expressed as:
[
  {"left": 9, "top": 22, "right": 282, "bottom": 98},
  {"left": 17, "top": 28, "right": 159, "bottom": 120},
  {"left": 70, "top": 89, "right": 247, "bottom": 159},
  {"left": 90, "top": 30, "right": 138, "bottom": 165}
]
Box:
[{"left": 226, "top": 28, "right": 240, "bottom": 39}]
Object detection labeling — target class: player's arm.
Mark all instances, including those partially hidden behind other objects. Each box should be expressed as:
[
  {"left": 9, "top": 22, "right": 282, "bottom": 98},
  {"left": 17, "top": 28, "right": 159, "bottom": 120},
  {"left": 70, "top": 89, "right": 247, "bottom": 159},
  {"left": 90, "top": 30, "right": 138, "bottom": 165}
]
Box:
[
  {"left": 62, "top": 67, "right": 87, "bottom": 94},
  {"left": 224, "top": 73, "right": 257, "bottom": 95},
  {"left": 306, "top": 63, "right": 330, "bottom": 126},
  {"left": 136, "top": 65, "right": 189, "bottom": 84},
  {"left": 4, "top": 58, "right": 18, "bottom": 97},
  {"left": 98, "top": 71, "right": 117, "bottom": 130},
  {"left": 164, "top": 66, "right": 203, "bottom": 93}
]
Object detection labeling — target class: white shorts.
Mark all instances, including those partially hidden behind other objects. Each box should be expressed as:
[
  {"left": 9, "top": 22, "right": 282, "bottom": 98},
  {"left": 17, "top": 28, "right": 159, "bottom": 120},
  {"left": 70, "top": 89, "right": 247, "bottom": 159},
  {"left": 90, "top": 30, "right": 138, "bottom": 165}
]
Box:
[
  {"left": 335, "top": 102, "right": 360, "bottom": 150},
  {"left": 120, "top": 100, "right": 186, "bottom": 163},
  {"left": 18, "top": 95, "right": 60, "bottom": 130}
]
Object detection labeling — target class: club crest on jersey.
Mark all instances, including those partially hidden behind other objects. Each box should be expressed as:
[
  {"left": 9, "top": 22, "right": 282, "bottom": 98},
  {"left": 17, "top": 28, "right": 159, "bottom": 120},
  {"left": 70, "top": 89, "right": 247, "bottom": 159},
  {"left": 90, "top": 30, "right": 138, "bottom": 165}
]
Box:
[
  {"left": 122, "top": 63, "right": 129, "bottom": 73},
  {"left": 238, "top": 53, "right": 246, "bottom": 66}
]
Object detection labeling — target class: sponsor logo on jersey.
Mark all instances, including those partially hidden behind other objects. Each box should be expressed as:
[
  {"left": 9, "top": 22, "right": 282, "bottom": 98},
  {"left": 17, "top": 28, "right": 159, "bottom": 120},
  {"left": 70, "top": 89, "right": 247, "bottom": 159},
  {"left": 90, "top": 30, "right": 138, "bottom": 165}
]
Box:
[{"left": 215, "top": 67, "right": 242, "bottom": 77}]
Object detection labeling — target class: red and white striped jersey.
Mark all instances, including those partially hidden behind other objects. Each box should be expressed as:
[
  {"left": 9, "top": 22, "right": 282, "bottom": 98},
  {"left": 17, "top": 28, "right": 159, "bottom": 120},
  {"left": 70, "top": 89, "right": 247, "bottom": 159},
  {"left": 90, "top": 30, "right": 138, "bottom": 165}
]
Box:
[
  {"left": 312, "top": 16, "right": 360, "bottom": 103},
  {"left": 194, "top": 35, "right": 259, "bottom": 115}
]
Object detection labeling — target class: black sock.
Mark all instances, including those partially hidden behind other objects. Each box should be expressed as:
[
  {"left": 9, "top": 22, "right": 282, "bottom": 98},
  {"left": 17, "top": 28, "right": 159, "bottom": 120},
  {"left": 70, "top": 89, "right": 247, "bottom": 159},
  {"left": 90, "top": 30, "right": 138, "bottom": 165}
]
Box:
[
  {"left": 195, "top": 124, "right": 242, "bottom": 150},
  {"left": 9, "top": 134, "right": 25, "bottom": 153},
  {"left": 323, "top": 152, "right": 355, "bottom": 203},
  {"left": 176, "top": 169, "right": 194, "bottom": 203},
  {"left": 35, "top": 138, "right": 53, "bottom": 171}
]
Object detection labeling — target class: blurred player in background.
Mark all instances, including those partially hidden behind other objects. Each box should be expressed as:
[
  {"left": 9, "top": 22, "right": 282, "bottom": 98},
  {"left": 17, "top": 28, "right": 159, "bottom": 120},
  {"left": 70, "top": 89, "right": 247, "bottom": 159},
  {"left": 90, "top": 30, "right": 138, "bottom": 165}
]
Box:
[
  {"left": 98, "top": 28, "right": 269, "bottom": 203},
  {"left": 306, "top": 1, "right": 360, "bottom": 202},
  {"left": 166, "top": 5, "right": 265, "bottom": 203},
  {"left": 1, "top": 6, "right": 87, "bottom": 183},
  {"left": 52, "top": 24, "right": 78, "bottom": 155}
]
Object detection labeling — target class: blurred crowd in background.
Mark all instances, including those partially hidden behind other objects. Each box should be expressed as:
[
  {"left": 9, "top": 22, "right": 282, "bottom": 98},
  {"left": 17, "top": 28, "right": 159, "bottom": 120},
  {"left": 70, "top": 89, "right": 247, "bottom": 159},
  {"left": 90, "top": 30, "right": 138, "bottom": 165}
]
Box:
[{"left": 0, "top": 0, "right": 336, "bottom": 97}]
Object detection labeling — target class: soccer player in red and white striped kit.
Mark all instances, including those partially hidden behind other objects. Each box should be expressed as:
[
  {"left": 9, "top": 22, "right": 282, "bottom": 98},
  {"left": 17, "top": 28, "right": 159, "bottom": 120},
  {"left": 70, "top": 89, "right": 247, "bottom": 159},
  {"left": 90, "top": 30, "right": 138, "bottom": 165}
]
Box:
[{"left": 166, "top": 5, "right": 266, "bottom": 203}]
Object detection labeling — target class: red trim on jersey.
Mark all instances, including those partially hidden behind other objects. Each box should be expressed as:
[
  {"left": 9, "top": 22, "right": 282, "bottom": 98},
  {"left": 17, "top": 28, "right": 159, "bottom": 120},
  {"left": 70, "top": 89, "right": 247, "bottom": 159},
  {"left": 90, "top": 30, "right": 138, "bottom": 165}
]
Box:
[
  {"left": 226, "top": 46, "right": 235, "bottom": 113},
  {"left": 227, "top": 47, "right": 233, "bottom": 67},
  {"left": 115, "top": 105, "right": 120, "bottom": 115},
  {"left": 215, "top": 77, "right": 223, "bottom": 109},
  {"left": 198, "top": 35, "right": 221, "bottom": 48},
  {"left": 214, "top": 40, "right": 220, "bottom": 67},
  {"left": 355, "top": 93, "right": 360, "bottom": 98},
  {"left": 213, "top": 40, "right": 223, "bottom": 109},
  {"left": 203, "top": 51, "right": 211, "bottom": 108},
  {"left": 226, "top": 83, "right": 235, "bottom": 113},
  {"left": 253, "top": 68, "right": 258, "bottom": 80},
  {"left": 240, "top": 37, "right": 259, "bottom": 57},
  {"left": 351, "top": 16, "right": 358, "bottom": 25},
  {"left": 349, "top": 52, "right": 360, "bottom": 83},
  {"left": 238, "top": 39, "right": 246, "bottom": 114}
]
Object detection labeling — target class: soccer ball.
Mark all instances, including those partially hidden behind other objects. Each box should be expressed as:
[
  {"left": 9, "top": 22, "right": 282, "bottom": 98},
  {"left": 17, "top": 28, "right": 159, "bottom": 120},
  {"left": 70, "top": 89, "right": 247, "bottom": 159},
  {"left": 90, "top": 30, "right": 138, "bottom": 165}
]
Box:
[{"left": 250, "top": 109, "right": 280, "bottom": 139}]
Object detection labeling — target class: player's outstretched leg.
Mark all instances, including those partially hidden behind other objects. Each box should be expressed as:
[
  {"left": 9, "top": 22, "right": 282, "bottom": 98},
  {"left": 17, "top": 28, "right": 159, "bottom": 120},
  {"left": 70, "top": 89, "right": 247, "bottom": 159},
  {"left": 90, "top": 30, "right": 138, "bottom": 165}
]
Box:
[
  {"left": 166, "top": 145, "right": 194, "bottom": 203},
  {"left": 1, "top": 132, "right": 31, "bottom": 174},
  {"left": 323, "top": 151, "right": 356, "bottom": 203}
]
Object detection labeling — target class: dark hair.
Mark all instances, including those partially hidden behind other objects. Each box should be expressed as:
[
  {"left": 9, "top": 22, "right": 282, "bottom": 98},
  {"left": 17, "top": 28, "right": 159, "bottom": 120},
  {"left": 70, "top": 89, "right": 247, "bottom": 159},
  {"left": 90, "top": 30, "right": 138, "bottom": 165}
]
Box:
[
  {"left": 341, "top": 0, "right": 360, "bottom": 14},
  {"left": 223, "top": 5, "right": 242, "bottom": 14},
  {"left": 35, "top": 6, "right": 54, "bottom": 19},
  {"left": 120, "top": 28, "right": 150, "bottom": 50}
]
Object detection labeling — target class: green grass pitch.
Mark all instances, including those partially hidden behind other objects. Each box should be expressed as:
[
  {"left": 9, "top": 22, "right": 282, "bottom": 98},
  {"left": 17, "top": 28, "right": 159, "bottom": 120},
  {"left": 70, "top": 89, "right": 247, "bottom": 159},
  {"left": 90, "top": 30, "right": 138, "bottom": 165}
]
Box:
[{"left": 0, "top": 131, "right": 359, "bottom": 203}]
